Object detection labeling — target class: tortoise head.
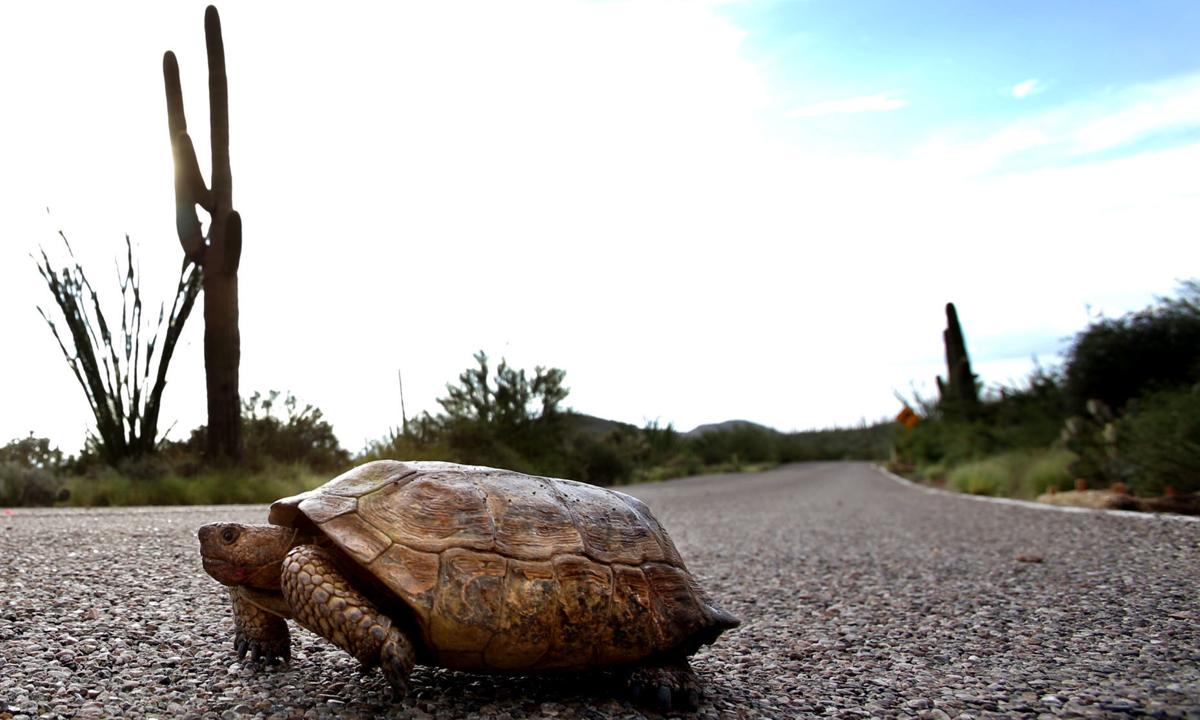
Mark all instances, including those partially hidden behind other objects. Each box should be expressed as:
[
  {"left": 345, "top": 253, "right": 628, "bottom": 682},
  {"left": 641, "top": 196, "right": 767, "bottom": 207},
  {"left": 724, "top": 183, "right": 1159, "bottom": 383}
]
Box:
[{"left": 198, "top": 523, "right": 300, "bottom": 590}]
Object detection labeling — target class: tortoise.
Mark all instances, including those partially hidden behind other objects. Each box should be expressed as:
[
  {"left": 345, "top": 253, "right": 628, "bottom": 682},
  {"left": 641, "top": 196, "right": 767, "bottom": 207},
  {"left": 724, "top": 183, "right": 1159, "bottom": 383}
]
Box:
[{"left": 198, "top": 460, "right": 739, "bottom": 711}]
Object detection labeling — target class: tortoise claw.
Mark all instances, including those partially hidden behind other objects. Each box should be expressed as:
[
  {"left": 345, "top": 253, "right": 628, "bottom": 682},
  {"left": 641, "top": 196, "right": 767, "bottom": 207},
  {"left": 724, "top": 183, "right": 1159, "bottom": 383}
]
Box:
[
  {"left": 233, "top": 628, "right": 290, "bottom": 666},
  {"left": 627, "top": 661, "right": 700, "bottom": 713},
  {"left": 656, "top": 684, "right": 672, "bottom": 713}
]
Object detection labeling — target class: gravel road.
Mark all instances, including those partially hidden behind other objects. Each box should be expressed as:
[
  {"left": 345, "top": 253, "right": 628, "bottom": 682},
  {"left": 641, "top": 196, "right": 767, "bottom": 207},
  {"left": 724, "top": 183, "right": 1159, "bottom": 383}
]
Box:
[{"left": 2, "top": 462, "right": 1198, "bottom": 719}]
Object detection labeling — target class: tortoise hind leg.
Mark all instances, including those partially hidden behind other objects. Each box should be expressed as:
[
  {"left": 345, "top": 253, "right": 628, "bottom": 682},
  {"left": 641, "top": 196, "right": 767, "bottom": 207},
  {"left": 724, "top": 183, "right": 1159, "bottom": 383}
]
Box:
[
  {"left": 280, "top": 545, "right": 416, "bottom": 698},
  {"left": 627, "top": 658, "right": 701, "bottom": 713}
]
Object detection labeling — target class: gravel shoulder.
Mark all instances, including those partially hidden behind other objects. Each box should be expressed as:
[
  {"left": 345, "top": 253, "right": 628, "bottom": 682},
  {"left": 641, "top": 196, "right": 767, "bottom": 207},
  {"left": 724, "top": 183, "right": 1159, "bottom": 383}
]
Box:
[{"left": 2, "top": 462, "right": 1198, "bottom": 719}]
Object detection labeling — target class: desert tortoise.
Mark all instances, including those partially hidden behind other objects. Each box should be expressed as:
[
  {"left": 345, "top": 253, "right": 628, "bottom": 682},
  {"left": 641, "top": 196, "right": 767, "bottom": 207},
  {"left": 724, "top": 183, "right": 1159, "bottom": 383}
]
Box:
[{"left": 198, "top": 460, "right": 739, "bottom": 710}]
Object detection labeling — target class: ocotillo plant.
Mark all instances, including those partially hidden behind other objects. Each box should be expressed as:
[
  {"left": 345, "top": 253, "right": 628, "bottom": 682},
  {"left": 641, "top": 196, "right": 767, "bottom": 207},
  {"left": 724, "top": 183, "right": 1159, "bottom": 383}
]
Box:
[
  {"left": 936, "top": 302, "right": 979, "bottom": 418},
  {"left": 163, "top": 5, "right": 243, "bottom": 462},
  {"left": 35, "top": 233, "right": 201, "bottom": 465}
]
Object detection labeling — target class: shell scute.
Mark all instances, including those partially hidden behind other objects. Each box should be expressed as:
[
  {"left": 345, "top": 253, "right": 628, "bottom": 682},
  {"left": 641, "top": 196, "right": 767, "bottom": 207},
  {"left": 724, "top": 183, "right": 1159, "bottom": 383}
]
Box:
[
  {"left": 549, "top": 479, "right": 665, "bottom": 565},
  {"left": 322, "top": 460, "right": 418, "bottom": 498},
  {"left": 619, "top": 494, "right": 685, "bottom": 567},
  {"left": 358, "top": 472, "right": 494, "bottom": 553},
  {"left": 268, "top": 460, "right": 415, "bottom": 526},
  {"left": 320, "top": 512, "right": 392, "bottom": 565},
  {"left": 536, "top": 555, "right": 613, "bottom": 668},
  {"left": 483, "top": 473, "right": 584, "bottom": 560},
  {"left": 596, "top": 564, "right": 664, "bottom": 665},
  {"left": 297, "top": 494, "right": 356, "bottom": 524},
  {"left": 484, "top": 560, "right": 559, "bottom": 669},
  {"left": 369, "top": 543, "right": 439, "bottom": 623},
  {"left": 643, "top": 562, "right": 707, "bottom": 647},
  {"left": 430, "top": 548, "right": 506, "bottom": 655}
]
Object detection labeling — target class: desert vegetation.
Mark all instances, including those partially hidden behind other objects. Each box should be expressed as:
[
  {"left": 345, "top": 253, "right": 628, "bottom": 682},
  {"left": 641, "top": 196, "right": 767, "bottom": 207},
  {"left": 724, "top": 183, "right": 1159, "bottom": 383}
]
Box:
[
  {"left": 1, "top": 348, "right": 891, "bottom": 507},
  {"left": 893, "top": 282, "right": 1200, "bottom": 504}
]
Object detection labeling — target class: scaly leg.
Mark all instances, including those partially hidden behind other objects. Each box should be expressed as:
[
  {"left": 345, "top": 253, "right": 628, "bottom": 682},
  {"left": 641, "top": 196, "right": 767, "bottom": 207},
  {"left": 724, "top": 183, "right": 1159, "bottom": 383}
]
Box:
[
  {"left": 280, "top": 545, "right": 416, "bottom": 698},
  {"left": 229, "top": 586, "right": 290, "bottom": 664}
]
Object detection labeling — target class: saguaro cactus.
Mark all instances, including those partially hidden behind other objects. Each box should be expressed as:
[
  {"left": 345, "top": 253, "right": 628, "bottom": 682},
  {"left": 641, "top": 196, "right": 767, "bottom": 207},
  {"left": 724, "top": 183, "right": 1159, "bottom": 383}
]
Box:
[
  {"left": 936, "top": 302, "right": 979, "bottom": 417},
  {"left": 163, "top": 5, "right": 243, "bottom": 462}
]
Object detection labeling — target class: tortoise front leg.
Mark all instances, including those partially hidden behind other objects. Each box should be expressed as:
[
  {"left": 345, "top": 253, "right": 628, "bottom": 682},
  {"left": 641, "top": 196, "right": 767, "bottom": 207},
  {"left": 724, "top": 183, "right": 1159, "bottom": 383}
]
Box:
[
  {"left": 229, "top": 586, "right": 291, "bottom": 664},
  {"left": 280, "top": 545, "right": 416, "bottom": 698}
]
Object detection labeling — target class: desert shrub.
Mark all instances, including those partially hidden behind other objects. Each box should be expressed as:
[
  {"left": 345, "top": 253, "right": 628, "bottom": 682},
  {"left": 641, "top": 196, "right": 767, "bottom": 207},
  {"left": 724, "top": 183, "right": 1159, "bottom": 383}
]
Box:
[
  {"left": 0, "top": 462, "right": 67, "bottom": 506},
  {"left": 1058, "top": 400, "right": 1127, "bottom": 488},
  {"left": 1022, "top": 449, "right": 1075, "bottom": 496},
  {"left": 0, "top": 435, "right": 69, "bottom": 506},
  {"left": 1117, "top": 386, "right": 1200, "bottom": 495},
  {"left": 358, "top": 425, "right": 453, "bottom": 464},
  {"left": 63, "top": 462, "right": 325, "bottom": 506},
  {"left": 779, "top": 423, "right": 894, "bottom": 462},
  {"left": 895, "top": 366, "right": 1073, "bottom": 474},
  {"left": 569, "top": 434, "right": 634, "bottom": 486},
  {"left": 188, "top": 391, "right": 349, "bottom": 472},
  {"left": 940, "top": 449, "right": 1074, "bottom": 499},
  {"left": 439, "top": 419, "right": 531, "bottom": 472},
  {"left": 688, "top": 425, "right": 779, "bottom": 466},
  {"left": 0, "top": 435, "right": 66, "bottom": 471},
  {"left": 918, "top": 462, "right": 948, "bottom": 483},
  {"left": 1064, "top": 281, "right": 1200, "bottom": 413},
  {"left": 949, "top": 456, "right": 1015, "bottom": 496}
]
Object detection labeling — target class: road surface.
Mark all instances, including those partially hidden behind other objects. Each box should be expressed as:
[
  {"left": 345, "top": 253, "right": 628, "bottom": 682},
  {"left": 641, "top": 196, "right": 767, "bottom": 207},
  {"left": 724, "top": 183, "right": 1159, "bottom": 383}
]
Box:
[{"left": 1, "top": 462, "right": 1197, "bottom": 718}]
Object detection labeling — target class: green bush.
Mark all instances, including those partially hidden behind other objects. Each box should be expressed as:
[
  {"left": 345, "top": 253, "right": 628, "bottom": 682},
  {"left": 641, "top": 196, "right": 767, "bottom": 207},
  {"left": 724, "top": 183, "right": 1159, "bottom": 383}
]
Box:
[
  {"left": 1022, "top": 448, "right": 1075, "bottom": 496},
  {"left": 917, "top": 462, "right": 948, "bottom": 483},
  {"left": 0, "top": 435, "right": 66, "bottom": 471},
  {"left": 1064, "top": 281, "right": 1200, "bottom": 413},
  {"left": 63, "top": 462, "right": 326, "bottom": 506},
  {"left": 944, "top": 449, "right": 1075, "bottom": 499},
  {"left": 186, "top": 391, "right": 350, "bottom": 472},
  {"left": 949, "top": 456, "right": 1013, "bottom": 496},
  {"left": 1118, "top": 386, "right": 1200, "bottom": 495},
  {"left": 569, "top": 434, "right": 634, "bottom": 485},
  {"left": 0, "top": 435, "right": 69, "bottom": 506},
  {"left": 0, "top": 462, "right": 68, "bottom": 506}
]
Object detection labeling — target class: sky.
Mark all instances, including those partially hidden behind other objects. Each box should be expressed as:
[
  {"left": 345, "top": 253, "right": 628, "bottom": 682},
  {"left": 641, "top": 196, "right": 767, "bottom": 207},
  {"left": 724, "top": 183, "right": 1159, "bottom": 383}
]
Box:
[{"left": 1, "top": 0, "right": 1198, "bottom": 455}]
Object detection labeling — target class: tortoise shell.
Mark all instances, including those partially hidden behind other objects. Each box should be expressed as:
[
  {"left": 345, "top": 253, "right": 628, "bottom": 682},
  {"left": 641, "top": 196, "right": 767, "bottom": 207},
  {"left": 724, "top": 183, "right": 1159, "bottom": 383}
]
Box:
[{"left": 268, "top": 460, "right": 737, "bottom": 671}]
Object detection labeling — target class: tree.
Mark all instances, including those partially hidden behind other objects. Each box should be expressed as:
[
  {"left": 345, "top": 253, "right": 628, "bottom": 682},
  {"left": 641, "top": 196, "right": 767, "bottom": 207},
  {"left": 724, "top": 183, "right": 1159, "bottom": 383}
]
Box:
[
  {"left": 435, "top": 351, "right": 570, "bottom": 469},
  {"left": 439, "top": 351, "right": 495, "bottom": 424},
  {"left": 35, "top": 234, "right": 200, "bottom": 464},
  {"left": 1064, "top": 281, "right": 1200, "bottom": 413},
  {"left": 163, "top": 5, "right": 244, "bottom": 462},
  {"left": 438, "top": 351, "right": 568, "bottom": 430}
]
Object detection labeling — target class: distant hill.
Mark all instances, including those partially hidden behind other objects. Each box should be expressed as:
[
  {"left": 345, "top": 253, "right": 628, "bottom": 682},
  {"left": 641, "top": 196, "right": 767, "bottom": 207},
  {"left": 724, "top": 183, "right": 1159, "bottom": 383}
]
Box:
[
  {"left": 561, "top": 412, "right": 638, "bottom": 440},
  {"left": 684, "top": 419, "right": 777, "bottom": 437}
]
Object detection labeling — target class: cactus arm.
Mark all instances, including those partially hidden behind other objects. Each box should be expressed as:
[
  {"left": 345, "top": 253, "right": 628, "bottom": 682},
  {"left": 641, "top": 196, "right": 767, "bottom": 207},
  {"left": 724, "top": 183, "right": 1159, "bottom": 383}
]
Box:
[
  {"left": 205, "top": 6, "right": 231, "bottom": 215},
  {"left": 163, "top": 51, "right": 188, "bottom": 140},
  {"left": 163, "top": 51, "right": 208, "bottom": 263}
]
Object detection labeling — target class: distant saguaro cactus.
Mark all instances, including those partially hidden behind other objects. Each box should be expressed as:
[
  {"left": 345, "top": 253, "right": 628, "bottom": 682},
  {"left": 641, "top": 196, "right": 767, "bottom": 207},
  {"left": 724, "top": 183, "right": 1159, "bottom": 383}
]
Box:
[
  {"left": 936, "top": 302, "right": 979, "bottom": 417},
  {"left": 163, "top": 5, "right": 243, "bottom": 462}
]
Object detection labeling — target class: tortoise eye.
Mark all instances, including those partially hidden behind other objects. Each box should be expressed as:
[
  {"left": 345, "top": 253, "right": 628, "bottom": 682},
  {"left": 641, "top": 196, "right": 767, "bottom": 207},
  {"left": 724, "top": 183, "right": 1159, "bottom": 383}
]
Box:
[{"left": 221, "top": 527, "right": 239, "bottom": 544}]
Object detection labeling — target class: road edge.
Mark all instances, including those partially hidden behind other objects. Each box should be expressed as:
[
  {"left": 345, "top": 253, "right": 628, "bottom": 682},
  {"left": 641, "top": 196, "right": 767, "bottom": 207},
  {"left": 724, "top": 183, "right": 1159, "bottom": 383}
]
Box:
[{"left": 872, "top": 464, "right": 1200, "bottom": 524}]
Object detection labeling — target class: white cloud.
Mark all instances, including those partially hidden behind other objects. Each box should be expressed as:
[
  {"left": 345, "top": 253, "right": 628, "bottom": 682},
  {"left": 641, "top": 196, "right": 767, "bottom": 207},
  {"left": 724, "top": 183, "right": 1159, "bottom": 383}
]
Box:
[
  {"left": 1, "top": 2, "right": 1196, "bottom": 452},
  {"left": 915, "top": 70, "right": 1200, "bottom": 177},
  {"left": 1011, "top": 78, "right": 1042, "bottom": 99},
  {"left": 1072, "top": 74, "right": 1200, "bottom": 153},
  {"left": 785, "top": 91, "right": 908, "bottom": 118}
]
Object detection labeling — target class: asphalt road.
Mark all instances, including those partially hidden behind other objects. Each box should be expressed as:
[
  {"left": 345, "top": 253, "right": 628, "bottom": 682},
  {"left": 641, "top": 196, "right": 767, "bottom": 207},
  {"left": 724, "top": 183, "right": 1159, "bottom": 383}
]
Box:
[{"left": 1, "top": 462, "right": 1198, "bottom": 719}]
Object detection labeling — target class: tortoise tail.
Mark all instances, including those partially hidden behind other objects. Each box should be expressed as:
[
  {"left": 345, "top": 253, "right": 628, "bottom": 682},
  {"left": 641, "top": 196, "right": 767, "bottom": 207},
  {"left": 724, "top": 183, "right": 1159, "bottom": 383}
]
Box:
[{"left": 706, "top": 602, "right": 741, "bottom": 630}]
